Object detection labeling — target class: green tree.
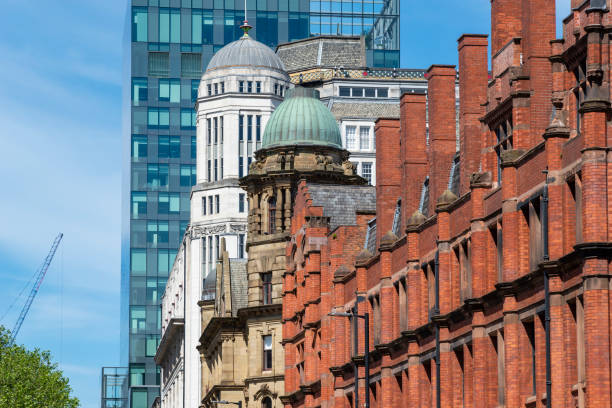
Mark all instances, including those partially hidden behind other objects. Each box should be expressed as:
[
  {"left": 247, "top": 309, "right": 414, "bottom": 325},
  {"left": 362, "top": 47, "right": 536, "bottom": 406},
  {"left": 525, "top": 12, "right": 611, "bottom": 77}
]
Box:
[{"left": 0, "top": 326, "right": 79, "bottom": 408}]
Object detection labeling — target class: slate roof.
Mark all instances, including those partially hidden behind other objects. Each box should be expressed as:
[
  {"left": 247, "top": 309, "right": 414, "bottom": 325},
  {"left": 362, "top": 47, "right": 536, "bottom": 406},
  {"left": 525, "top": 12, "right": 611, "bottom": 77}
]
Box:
[
  {"left": 276, "top": 36, "right": 364, "bottom": 72},
  {"left": 306, "top": 183, "right": 376, "bottom": 231},
  {"left": 419, "top": 177, "right": 430, "bottom": 218},
  {"left": 202, "top": 268, "right": 216, "bottom": 301},
  {"left": 365, "top": 218, "right": 377, "bottom": 254},
  {"left": 229, "top": 259, "right": 248, "bottom": 316},
  {"left": 329, "top": 102, "right": 400, "bottom": 120},
  {"left": 448, "top": 152, "right": 461, "bottom": 196}
]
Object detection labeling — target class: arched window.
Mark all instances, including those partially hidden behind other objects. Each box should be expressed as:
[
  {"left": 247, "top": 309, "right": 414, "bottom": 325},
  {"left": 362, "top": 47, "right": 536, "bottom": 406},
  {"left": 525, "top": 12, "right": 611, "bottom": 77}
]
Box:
[
  {"left": 268, "top": 197, "right": 276, "bottom": 234},
  {"left": 262, "top": 396, "right": 272, "bottom": 408}
]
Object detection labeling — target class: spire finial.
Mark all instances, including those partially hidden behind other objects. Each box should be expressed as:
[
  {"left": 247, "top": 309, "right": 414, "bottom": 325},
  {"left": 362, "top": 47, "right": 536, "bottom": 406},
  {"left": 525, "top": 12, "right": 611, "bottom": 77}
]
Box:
[{"left": 240, "top": 0, "right": 252, "bottom": 37}]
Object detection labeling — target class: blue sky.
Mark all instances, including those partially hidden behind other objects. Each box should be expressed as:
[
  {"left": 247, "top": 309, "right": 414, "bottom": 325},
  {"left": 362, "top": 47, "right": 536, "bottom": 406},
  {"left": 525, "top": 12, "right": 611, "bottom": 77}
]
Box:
[{"left": 0, "top": 1, "right": 570, "bottom": 407}]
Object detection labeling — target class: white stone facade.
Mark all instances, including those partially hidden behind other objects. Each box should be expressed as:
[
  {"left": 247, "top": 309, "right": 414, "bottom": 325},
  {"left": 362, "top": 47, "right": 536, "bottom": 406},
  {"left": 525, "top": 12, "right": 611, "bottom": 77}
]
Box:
[
  {"left": 318, "top": 78, "right": 429, "bottom": 186},
  {"left": 193, "top": 64, "right": 291, "bottom": 279},
  {"left": 157, "top": 237, "right": 186, "bottom": 408},
  {"left": 158, "top": 35, "right": 291, "bottom": 408}
]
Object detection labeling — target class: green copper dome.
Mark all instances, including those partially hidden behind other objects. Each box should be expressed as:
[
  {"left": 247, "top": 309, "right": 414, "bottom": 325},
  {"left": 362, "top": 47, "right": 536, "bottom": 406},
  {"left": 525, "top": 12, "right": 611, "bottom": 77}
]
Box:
[{"left": 261, "top": 87, "right": 342, "bottom": 149}]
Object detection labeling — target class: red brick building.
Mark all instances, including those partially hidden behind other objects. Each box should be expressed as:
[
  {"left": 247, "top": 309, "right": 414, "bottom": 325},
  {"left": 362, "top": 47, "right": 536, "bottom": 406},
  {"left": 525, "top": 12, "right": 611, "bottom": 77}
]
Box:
[{"left": 281, "top": 1, "right": 612, "bottom": 407}]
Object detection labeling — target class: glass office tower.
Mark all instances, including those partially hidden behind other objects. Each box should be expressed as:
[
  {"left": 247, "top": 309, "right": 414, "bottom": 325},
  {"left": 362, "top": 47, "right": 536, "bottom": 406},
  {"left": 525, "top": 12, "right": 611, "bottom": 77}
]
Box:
[{"left": 120, "top": 1, "right": 399, "bottom": 407}]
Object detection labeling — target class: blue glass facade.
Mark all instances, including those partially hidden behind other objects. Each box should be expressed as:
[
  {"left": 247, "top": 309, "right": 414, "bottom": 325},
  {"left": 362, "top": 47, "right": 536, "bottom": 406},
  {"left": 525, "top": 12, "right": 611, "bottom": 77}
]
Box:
[{"left": 121, "top": 1, "right": 399, "bottom": 407}]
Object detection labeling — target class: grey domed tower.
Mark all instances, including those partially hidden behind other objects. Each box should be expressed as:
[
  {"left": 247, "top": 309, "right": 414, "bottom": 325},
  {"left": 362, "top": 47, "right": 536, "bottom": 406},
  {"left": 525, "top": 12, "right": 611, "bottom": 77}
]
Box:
[{"left": 192, "top": 29, "right": 292, "bottom": 280}]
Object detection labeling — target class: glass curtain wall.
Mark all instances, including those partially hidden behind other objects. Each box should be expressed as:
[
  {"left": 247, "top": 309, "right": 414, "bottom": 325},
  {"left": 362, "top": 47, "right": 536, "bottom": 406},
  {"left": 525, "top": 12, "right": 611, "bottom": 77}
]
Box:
[{"left": 122, "top": 0, "right": 400, "bottom": 406}]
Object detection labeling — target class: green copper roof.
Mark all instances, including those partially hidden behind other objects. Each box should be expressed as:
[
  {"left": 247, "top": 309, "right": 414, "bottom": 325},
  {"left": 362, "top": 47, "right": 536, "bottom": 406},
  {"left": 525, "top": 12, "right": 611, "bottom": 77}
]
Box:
[{"left": 261, "top": 87, "right": 342, "bottom": 149}]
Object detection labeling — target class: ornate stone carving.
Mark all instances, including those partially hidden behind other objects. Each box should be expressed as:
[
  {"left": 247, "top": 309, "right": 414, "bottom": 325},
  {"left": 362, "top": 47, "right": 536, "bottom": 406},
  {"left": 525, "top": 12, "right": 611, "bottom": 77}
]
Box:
[
  {"left": 230, "top": 224, "right": 247, "bottom": 233},
  {"left": 342, "top": 160, "right": 357, "bottom": 175},
  {"left": 190, "top": 224, "right": 227, "bottom": 239}
]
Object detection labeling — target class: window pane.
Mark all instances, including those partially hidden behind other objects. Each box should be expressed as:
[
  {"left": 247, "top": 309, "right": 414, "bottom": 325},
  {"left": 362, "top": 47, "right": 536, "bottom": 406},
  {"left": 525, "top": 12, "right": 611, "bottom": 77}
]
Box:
[
  {"left": 131, "top": 192, "right": 147, "bottom": 217},
  {"left": 159, "top": 109, "right": 169, "bottom": 127},
  {"left": 170, "top": 79, "right": 180, "bottom": 103},
  {"left": 131, "top": 249, "right": 147, "bottom": 275},
  {"left": 170, "top": 9, "right": 180, "bottom": 43},
  {"left": 130, "top": 389, "right": 147, "bottom": 408},
  {"left": 158, "top": 193, "right": 169, "bottom": 213},
  {"left": 191, "top": 80, "right": 199, "bottom": 103},
  {"left": 158, "top": 135, "right": 169, "bottom": 158},
  {"left": 192, "top": 10, "right": 202, "bottom": 44},
  {"left": 146, "top": 335, "right": 160, "bottom": 357},
  {"left": 191, "top": 136, "right": 197, "bottom": 159},
  {"left": 359, "top": 127, "right": 370, "bottom": 150},
  {"left": 158, "top": 250, "right": 170, "bottom": 276},
  {"left": 147, "top": 278, "right": 158, "bottom": 303},
  {"left": 132, "top": 78, "right": 148, "bottom": 105},
  {"left": 148, "top": 109, "right": 158, "bottom": 127},
  {"left": 362, "top": 162, "right": 372, "bottom": 184},
  {"left": 181, "top": 109, "right": 194, "bottom": 129},
  {"left": 132, "top": 135, "right": 148, "bottom": 158},
  {"left": 170, "top": 136, "right": 180, "bottom": 158},
  {"left": 132, "top": 8, "right": 148, "bottom": 42},
  {"left": 169, "top": 193, "right": 180, "bottom": 213},
  {"left": 130, "top": 307, "right": 146, "bottom": 334},
  {"left": 159, "top": 9, "right": 170, "bottom": 43},
  {"left": 339, "top": 86, "right": 350, "bottom": 97},
  {"left": 159, "top": 79, "right": 170, "bottom": 101},
  {"left": 264, "top": 335, "right": 272, "bottom": 350},
  {"left": 345, "top": 126, "right": 356, "bottom": 150}
]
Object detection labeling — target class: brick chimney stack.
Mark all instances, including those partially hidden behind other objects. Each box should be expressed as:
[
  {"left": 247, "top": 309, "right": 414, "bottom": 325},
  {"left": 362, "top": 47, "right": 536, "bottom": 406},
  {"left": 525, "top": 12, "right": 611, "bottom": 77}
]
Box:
[
  {"left": 426, "top": 65, "right": 457, "bottom": 214},
  {"left": 457, "top": 34, "right": 489, "bottom": 195},
  {"left": 375, "top": 118, "right": 402, "bottom": 241},
  {"left": 399, "top": 91, "right": 428, "bottom": 219},
  {"left": 490, "top": 0, "right": 522, "bottom": 56},
  {"left": 522, "top": 0, "right": 555, "bottom": 142}
]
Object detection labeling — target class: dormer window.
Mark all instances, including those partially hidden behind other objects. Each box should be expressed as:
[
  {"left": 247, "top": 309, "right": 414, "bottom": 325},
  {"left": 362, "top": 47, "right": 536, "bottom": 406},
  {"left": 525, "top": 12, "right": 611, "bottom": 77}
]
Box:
[
  {"left": 392, "top": 199, "right": 401, "bottom": 236},
  {"left": 573, "top": 59, "right": 587, "bottom": 135},
  {"left": 494, "top": 119, "right": 513, "bottom": 185}
]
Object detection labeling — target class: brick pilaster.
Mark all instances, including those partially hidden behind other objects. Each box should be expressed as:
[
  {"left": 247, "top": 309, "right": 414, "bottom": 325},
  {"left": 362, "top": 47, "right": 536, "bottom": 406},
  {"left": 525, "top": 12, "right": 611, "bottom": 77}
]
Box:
[
  {"left": 400, "top": 92, "right": 428, "bottom": 216},
  {"left": 375, "top": 118, "right": 402, "bottom": 244},
  {"left": 427, "top": 65, "right": 457, "bottom": 216},
  {"left": 503, "top": 295, "right": 521, "bottom": 408},
  {"left": 458, "top": 34, "right": 489, "bottom": 195},
  {"left": 490, "top": 0, "right": 523, "bottom": 57}
]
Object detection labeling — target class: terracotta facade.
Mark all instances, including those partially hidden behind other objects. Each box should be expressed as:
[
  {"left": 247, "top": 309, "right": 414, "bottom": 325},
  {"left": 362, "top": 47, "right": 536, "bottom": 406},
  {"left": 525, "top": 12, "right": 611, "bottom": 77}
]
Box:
[{"left": 281, "top": 1, "right": 612, "bottom": 408}]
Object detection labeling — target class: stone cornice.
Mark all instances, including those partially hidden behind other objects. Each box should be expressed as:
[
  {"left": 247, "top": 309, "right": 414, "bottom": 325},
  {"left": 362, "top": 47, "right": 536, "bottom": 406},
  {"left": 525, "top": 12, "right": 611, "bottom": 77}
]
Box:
[
  {"left": 155, "top": 318, "right": 184, "bottom": 364},
  {"left": 500, "top": 141, "right": 545, "bottom": 168},
  {"left": 237, "top": 304, "right": 282, "bottom": 321}
]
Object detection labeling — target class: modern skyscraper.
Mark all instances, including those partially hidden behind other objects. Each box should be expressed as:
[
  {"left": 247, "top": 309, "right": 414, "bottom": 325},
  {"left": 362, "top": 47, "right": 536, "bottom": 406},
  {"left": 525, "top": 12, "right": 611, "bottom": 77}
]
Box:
[{"left": 120, "top": 2, "right": 400, "bottom": 407}]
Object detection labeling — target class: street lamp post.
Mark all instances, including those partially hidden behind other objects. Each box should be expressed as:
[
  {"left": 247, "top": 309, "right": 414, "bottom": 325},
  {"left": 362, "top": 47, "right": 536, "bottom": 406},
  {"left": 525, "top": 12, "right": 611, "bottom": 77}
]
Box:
[
  {"left": 330, "top": 301, "right": 370, "bottom": 408},
  {"left": 211, "top": 400, "right": 242, "bottom": 408}
]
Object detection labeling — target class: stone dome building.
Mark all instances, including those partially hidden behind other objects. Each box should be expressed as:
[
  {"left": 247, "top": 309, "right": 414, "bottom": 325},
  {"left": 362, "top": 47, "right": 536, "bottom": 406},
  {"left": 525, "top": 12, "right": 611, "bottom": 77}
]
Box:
[{"left": 192, "top": 31, "right": 292, "bottom": 277}]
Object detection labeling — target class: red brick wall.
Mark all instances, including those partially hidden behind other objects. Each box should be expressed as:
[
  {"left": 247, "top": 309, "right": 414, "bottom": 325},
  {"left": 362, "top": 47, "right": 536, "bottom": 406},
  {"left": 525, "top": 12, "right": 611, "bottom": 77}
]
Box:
[
  {"left": 375, "top": 118, "right": 402, "bottom": 241},
  {"left": 400, "top": 92, "right": 428, "bottom": 215},
  {"left": 281, "top": 2, "right": 612, "bottom": 407},
  {"left": 426, "top": 64, "right": 457, "bottom": 213},
  {"left": 458, "top": 34, "right": 488, "bottom": 195}
]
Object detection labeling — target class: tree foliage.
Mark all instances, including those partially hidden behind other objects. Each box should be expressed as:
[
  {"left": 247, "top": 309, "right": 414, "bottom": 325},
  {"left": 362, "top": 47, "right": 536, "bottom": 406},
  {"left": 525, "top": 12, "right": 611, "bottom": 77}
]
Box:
[{"left": 0, "top": 326, "right": 79, "bottom": 408}]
